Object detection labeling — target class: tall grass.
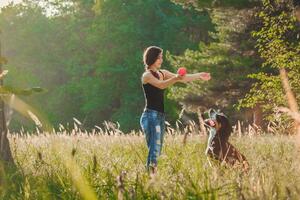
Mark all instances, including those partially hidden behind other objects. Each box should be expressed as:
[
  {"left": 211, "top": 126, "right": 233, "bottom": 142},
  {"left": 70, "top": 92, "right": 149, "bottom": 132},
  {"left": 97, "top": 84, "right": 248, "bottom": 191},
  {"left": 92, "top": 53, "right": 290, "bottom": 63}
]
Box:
[{"left": 0, "top": 123, "right": 299, "bottom": 200}]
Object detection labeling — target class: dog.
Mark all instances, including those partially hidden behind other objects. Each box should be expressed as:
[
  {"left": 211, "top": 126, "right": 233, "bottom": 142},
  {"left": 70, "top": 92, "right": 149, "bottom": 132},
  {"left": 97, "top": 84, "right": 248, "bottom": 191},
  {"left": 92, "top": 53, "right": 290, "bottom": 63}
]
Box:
[{"left": 203, "top": 109, "right": 249, "bottom": 171}]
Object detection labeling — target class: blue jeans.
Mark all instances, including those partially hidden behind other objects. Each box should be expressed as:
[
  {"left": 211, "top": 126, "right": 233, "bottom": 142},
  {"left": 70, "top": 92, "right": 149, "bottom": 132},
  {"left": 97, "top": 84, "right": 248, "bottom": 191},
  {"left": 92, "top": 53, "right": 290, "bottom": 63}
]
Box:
[{"left": 140, "top": 108, "right": 165, "bottom": 169}]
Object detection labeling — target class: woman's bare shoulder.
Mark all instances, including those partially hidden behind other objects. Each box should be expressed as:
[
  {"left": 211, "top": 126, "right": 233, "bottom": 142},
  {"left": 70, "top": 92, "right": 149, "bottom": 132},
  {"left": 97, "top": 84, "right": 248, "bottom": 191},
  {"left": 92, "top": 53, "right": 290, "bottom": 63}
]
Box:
[
  {"left": 142, "top": 71, "right": 151, "bottom": 76},
  {"left": 141, "top": 71, "right": 152, "bottom": 83}
]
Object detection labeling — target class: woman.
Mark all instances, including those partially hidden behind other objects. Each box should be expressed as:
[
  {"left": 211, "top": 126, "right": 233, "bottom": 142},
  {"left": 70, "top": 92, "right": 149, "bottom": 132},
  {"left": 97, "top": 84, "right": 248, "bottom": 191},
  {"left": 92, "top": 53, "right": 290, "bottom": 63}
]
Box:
[{"left": 140, "top": 46, "right": 211, "bottom": 174}]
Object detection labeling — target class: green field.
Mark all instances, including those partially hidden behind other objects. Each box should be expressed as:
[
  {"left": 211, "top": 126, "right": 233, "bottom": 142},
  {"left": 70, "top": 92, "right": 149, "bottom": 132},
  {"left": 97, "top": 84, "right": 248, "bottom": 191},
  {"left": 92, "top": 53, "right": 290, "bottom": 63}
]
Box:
[{"left": 1, "top": 128, "right": 299, "bottom": 200}]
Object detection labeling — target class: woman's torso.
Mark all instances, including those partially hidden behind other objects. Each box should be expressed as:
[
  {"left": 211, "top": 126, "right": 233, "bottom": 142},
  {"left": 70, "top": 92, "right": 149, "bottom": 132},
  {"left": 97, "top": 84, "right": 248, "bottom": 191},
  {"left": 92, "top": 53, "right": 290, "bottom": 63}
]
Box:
[{"left": 142, "top": 70, "right": 165, "bottom": 113}]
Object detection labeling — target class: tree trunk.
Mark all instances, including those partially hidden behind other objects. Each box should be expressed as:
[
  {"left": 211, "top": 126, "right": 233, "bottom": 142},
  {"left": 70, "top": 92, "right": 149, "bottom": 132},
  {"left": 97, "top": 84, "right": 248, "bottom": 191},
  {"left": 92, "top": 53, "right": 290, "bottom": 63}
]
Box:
[
  {"left": 279, "top": 68, "right": 300, "bottom": 136},
  {"left": 0, "top": 38, "right": 14, "bottom": 164},
  {"left": 253, "top": 104, "right": 262, "bottom": 128}
]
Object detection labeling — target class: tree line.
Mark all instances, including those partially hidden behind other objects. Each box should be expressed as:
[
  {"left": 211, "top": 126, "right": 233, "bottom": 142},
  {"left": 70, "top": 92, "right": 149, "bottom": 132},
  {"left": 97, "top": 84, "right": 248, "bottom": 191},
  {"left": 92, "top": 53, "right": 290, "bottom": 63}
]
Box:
[{"left": 0, "top": 0, "right": 299, "bottom": 132}]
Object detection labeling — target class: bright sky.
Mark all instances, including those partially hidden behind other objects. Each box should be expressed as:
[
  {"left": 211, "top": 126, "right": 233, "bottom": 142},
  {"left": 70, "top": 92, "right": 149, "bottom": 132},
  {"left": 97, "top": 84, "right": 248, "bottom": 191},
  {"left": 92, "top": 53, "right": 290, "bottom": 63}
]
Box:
[
  {"left": 0, "top": 0, "right": 67, "bottom": 16},
  {"left": 0, "top": 0, "right": 22, "bottom": 8}
]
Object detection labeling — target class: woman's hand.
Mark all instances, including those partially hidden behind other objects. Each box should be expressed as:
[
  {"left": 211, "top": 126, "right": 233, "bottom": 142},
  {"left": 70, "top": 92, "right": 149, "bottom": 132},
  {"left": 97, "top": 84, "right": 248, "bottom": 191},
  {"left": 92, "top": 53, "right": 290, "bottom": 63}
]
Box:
[
  {"left": 199, "top": 72, "right": 211, "bottom": 81},
  {"left": 175, "top": 73, "right": 185, "bottom": 81}
]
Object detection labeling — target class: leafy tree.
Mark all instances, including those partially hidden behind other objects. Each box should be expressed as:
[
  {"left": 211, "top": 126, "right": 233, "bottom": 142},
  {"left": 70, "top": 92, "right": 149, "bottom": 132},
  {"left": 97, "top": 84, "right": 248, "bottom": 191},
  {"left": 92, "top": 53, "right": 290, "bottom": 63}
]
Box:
[
  {"left": 0, "top": 3, "right": 72, "bottom": 129},
  {"left": 0, "top": 0, "right": 215, "bottom": 131},
  {"left": 0, "top": 33, "right": 47, "bottom": 166},
  {"left": 238, "top": 0, "right": 300, "bottom": 125},
  {"left": 0, "top": 39, "right": 13, "bottom": 164},
  {"left": 171, "top": 0, "right": 260, "bottom": 9},
  {"left": 70, "top": 0, "right": 216, "bottom": 130},
  {"left": 167, "top": 5, "right": 262, "bottom": 123}
]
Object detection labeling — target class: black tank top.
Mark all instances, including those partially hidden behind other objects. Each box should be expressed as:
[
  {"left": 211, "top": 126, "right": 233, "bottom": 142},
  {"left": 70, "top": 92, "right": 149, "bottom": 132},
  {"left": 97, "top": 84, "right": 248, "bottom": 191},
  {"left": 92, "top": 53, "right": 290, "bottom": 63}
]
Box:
[{"left": 142, "top": 70, "right": 165, "bottom": 113}]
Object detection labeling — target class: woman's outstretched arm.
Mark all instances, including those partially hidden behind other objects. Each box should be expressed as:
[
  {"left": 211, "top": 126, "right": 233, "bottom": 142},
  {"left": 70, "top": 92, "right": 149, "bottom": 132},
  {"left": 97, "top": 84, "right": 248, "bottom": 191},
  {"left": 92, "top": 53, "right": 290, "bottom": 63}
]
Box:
[
  {"left": 142, "top": 71, "right": 183, "bottom": 89},
  {"left": 161, "top": 69, "right": 211, "bottom": 82}
]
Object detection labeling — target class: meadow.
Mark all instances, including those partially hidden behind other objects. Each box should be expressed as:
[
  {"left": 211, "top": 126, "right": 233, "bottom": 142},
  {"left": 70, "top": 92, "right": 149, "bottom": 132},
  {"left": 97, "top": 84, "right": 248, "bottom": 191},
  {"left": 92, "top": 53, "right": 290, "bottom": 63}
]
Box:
[
  {"left": 1, "top": 1, "right": 300, "bottom": 199},
  {"left": 0, "top": 122, "right": 300, "bottom": 200}
]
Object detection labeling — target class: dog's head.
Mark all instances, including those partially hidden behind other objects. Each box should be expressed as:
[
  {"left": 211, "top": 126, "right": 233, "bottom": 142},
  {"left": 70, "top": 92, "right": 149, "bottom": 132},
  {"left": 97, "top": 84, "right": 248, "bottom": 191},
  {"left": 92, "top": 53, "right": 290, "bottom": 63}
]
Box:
[{"left": 203, "top": 109, "right": 232, "bottom": 141}]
